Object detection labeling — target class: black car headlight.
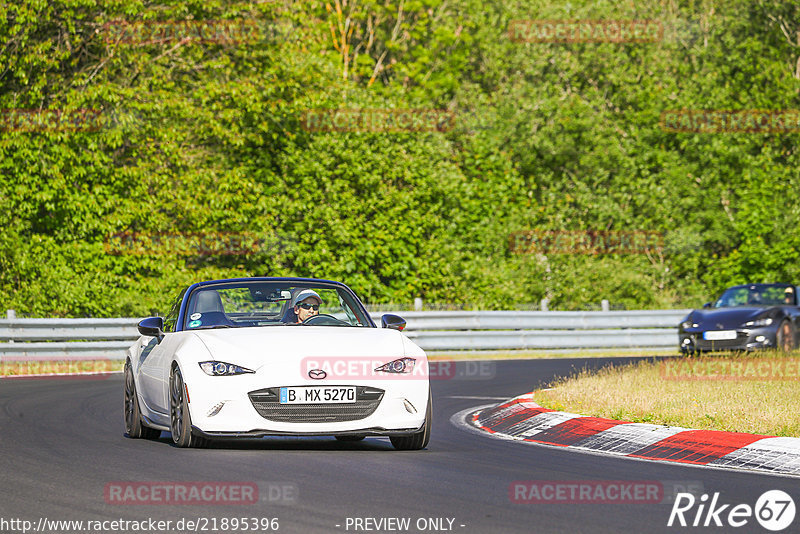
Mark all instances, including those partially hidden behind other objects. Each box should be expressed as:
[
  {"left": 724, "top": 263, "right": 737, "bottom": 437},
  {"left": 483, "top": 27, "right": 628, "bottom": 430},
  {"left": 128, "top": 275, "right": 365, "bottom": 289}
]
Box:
[
  {"left": 681, "top": 320, "right": 698, "bottom": 329},
  {"left": 374, "top": 357, "right": 416, "bottom": 374},
  {"left": 744, "top": 317, "right": 773, "bottom": 328},
  {"left": 199, "top": 361, "right": 255, "bottom": 376}
]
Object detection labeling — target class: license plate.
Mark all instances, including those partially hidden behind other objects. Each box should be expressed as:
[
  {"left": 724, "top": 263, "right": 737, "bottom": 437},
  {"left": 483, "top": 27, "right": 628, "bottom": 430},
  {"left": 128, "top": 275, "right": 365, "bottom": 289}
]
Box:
[
  {"left": 279, "top": 386, "right": 357, "bottom": 404},
  {"left": 703, "top": 330, "right": 737, "bottom": 341}
]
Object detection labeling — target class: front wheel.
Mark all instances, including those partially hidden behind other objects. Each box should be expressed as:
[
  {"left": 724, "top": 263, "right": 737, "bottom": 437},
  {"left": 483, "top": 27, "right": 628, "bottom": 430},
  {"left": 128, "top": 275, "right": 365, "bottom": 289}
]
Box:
[
  {"left": 777, "top": 320, "right": 796, "bottom": 352},
  {"left": 169, "top": 366, "right": 208, "bottom": 448},
  {"left": 390, "top": 390, "right": 432, "bottom": 451},
  {"left": 124, "top": 361, "right": 161, "bottom": 440}
]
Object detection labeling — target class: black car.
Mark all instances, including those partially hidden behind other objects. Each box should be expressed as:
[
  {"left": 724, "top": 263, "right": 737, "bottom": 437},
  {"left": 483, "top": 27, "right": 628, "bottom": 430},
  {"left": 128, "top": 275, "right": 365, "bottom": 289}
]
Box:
[{"left": 679, "top": 283, "right": 800, "bottom": 353}]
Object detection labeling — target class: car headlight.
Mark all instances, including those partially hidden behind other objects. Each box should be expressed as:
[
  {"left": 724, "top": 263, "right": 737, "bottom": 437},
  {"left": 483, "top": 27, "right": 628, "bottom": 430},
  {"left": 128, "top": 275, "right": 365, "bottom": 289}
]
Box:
[
  {"left": 198, "top": 361, "right": 255, "bottom": 376},
  {"left": 681, "top": 320, "right": 698, "bottom": 329},
  {"left": 744, "top": 317, "right": 773, "bottom": 327},
  {"left": 374, "top": 357, "right": 416, "bottom": 374}
]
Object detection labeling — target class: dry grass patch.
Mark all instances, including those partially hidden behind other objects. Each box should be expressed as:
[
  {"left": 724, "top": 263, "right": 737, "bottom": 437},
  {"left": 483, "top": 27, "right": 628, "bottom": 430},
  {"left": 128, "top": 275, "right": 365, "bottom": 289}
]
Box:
[{"left": 532, "top": 353, "right": 800, "bottom": 437}]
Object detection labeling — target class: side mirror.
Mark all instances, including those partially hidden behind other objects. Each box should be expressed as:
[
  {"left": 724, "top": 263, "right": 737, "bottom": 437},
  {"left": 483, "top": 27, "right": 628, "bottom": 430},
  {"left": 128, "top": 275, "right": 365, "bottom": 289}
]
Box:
[
  {"left": 138, "top": 317, "right": 164, "bottom": 341},
  {"left": 702, "top": 302, "right": 712, "bottom": 308},
  {"left": 381, "top": 314, "right": 406, "bottom": 331}
]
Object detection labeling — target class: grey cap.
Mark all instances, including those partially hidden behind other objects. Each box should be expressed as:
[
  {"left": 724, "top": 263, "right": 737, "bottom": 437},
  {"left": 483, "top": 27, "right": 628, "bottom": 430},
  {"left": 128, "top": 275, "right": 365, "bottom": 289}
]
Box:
[{"left": 293, "top": 289, "right": 322, "bottom": 306}]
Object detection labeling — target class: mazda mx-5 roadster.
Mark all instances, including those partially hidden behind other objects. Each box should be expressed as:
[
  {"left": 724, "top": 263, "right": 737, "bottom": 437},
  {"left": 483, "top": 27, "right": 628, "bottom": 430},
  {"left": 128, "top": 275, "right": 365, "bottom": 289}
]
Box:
[
  {"left": 124, "top": 277, "right": 431, "bottom": 449},
  {"left": 678, "top": 283, "right": 800, "bottom": 353}
]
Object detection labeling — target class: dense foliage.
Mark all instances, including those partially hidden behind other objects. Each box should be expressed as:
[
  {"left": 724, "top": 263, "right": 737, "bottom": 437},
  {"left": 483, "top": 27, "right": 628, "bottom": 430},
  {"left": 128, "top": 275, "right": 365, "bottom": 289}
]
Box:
[{"left": 2, "top": 0, "right": 799, "bottom": 316}]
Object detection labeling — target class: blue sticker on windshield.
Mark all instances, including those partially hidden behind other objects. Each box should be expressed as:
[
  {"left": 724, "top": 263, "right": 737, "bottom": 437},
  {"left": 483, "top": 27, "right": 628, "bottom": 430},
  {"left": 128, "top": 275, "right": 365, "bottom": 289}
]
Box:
[{"left": 188, "top": 320, "right": 202, "bottom": 328}]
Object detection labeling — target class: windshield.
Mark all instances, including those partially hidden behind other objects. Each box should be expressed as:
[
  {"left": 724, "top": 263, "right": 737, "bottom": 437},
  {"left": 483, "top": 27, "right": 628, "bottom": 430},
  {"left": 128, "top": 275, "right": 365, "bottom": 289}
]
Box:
[
  {"left": 713, "top": 285, "right": 793, "bottom": 308},
  {"left": 182, "top": 282, "right": 371, "bottom": 330}
]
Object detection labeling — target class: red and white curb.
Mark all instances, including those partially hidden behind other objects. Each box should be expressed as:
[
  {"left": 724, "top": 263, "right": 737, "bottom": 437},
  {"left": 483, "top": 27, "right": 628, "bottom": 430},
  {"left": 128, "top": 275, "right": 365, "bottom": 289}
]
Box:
[{"left": 456, "top": 393, "right": 800, "bottom": 477}]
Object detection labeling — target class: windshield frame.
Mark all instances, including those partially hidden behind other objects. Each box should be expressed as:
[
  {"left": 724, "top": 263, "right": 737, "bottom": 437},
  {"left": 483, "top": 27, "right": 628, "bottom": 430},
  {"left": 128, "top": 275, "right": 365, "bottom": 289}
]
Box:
[
  {"left": 713, "top": 284, "right": 796, "bottom": 308},
  {"left": 175, "top": 277, "right": 375, "bottom": 331}
]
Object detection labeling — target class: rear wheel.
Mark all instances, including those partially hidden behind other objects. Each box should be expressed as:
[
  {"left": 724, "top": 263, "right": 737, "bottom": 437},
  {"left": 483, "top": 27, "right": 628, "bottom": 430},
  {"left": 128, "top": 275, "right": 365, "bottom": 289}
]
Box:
[
  {"left": 169, "top": 366, "right": 208, "bottom": 448},
  {"left": 124, "top": 361, "right": 161, "bottom": 440},
  {"left": 777, "top": 320, "right": 796, "bottom": 352},
  {"left": 390, "top": 390, "right": 432, "bottom": 451}
]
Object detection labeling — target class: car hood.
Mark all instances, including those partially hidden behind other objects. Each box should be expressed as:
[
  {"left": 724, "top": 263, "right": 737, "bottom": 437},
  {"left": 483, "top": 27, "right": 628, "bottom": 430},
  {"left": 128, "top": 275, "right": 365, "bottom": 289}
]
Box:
[
  {"left": 189, "top": 326, "right": 409, "bottom": 371},
  {"left": 690, "top": 307, "right": 775, "bottom": 328}
]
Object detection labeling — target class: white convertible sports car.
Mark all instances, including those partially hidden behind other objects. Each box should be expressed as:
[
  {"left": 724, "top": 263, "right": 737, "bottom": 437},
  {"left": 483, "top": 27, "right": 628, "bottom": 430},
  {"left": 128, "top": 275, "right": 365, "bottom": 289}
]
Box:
[{"left": 124, "top": 277, "right": 431, "bottom": 450}]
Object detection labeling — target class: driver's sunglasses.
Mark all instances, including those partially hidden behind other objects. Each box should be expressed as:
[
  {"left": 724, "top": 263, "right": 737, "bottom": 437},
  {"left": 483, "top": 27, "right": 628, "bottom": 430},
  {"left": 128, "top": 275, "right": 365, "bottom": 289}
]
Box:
[{"left": 298, "top": 303, "right": 320, "bottom": 311}]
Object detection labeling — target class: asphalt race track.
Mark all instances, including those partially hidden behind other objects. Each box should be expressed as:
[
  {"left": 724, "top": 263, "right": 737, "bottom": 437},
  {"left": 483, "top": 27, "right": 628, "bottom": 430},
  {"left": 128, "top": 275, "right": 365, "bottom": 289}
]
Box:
[{"left": 1, "top": 358, "right": 798, "bottom": 534}]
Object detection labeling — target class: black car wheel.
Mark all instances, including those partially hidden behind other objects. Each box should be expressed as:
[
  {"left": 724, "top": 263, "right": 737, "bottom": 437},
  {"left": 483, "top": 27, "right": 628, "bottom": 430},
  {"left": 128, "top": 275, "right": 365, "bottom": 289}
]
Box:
[
  {"left": 777, "top": 320, "right": 796, "bottom": 352},
  {"left": 390, "top": 389, "right": 432, "bottom": 451},
  {"left": 169, "top": 366, "right": 208, "bottom": 448},
  {"left": 124, "top": 360, "right": 161, "bottom": 440}
]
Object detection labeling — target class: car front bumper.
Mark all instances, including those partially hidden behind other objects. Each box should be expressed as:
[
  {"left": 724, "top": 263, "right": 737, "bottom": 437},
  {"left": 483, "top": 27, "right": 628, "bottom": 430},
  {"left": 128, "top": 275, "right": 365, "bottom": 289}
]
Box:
[
  {"left": 678, "top": 327, "right": 777, "bottom": 353},
  {"left": 181, "top": 365, "right": 429, "bottom": 435},
  {"left": 192, "top": 424, "right": 425, "bottom": 439}
]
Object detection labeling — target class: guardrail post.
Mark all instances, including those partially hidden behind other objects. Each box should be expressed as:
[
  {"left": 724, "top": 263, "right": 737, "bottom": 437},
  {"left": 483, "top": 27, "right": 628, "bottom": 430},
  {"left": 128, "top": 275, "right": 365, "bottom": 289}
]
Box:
[
  {"left": 414, "top": 298, "right": 423, "bottom": 311},
  {"left": 601, "top": 299, "right": 610, "bottom": 312},
  {"left": 540, "top": 298, "right": 549, "bottom": 312},
  {"left": 6, "top": 309, "right": 15, "bottom": 343}
]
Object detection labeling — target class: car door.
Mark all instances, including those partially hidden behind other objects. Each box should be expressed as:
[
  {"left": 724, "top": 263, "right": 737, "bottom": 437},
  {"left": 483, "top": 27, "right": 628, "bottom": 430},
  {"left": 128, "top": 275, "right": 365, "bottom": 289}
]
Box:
[{"left": 138, "top": 291, "right": 185, "bottom": 415}]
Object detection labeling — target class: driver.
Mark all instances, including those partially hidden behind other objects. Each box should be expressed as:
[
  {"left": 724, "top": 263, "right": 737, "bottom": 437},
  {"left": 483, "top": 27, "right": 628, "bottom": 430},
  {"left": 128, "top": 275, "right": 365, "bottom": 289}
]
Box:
[
  {"left": 291, "top": 289, "right": 321, "bottom": 323},
  {"left": 785, "top": 287, "right": 796, "bottom": 305}
]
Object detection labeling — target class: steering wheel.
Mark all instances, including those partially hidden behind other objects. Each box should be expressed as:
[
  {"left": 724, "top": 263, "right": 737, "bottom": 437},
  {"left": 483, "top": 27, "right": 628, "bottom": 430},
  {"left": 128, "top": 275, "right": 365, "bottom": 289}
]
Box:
[{"left": 301, "top": 314, "right": 350, "bottom": 326}]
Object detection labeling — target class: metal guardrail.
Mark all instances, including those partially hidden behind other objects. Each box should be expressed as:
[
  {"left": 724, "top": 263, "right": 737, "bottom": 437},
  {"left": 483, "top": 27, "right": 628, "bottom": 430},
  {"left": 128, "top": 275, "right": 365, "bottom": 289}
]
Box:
[
  {"left": 0, "top": 310, "right": 689, "bottom": 358},
  {"left": 378, "top": 310, "right": 688, "bottom": 330},
  {"left": 403, "top": 328, "right": 678, "bottom": 350},
  {"left": 0, "top": 318, "right": 139, "bottom": 341}
]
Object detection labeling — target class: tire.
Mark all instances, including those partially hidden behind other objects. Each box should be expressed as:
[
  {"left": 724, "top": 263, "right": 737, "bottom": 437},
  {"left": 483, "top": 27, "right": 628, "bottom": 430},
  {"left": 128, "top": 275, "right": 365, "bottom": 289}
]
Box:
[
  {"left": 124, "top": 360, "right": 161, "bottom": 440},
  {"left": 777, "top": 320, "right": 796, "bottom": 352},
  {"left": 335, "top": 435, "right": 366, "bottom": 442},
  {"left": 169, "top": 365, "right": 208, "bottom": 448},
  {"left": 390, "top": 389, "right": 432, "bottom": 451}
]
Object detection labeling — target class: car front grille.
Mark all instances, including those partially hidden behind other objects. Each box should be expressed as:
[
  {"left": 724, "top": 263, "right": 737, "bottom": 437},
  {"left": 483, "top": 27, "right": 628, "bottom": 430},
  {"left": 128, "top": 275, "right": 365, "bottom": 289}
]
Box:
[
  {"left": 248, "top": 386, "right": 384, "bottom": 423},
  {"left": 696, "top": 332, "right": 748, "bottom": 350}
]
